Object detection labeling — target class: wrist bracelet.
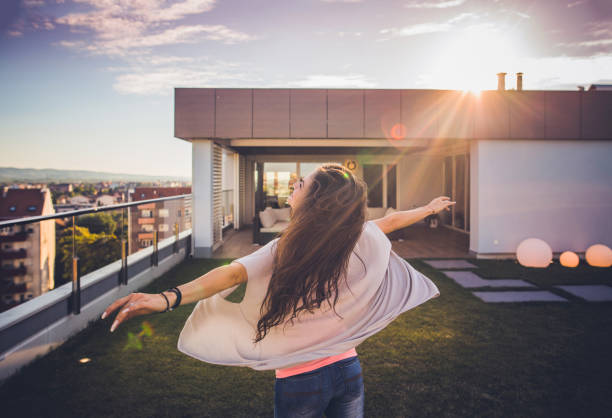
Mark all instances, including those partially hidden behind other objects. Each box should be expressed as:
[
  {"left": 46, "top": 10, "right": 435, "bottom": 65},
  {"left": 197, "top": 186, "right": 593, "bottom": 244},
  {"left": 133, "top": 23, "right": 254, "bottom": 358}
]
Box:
[
  {"left": 159, "top": 292, "right": 170, "bottom": 312},
  {"left": 166, "top": 287, "right": 182, "bottom": 311}
]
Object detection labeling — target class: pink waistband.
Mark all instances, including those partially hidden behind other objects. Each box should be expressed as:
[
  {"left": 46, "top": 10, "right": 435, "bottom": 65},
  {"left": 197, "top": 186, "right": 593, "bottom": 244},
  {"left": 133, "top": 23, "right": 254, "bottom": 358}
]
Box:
[{"left": 275, "top": 348, "right": 358, "bottom": 379}]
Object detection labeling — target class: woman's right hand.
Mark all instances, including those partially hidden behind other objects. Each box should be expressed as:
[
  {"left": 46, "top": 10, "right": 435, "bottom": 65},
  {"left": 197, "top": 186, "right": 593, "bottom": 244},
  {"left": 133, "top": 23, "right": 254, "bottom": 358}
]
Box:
[
  {"left": 426, "top": 196, "right": 456, "bottom": 214},
  {"left": 101, "top": 292, "right": 167, "bottom": 333}
]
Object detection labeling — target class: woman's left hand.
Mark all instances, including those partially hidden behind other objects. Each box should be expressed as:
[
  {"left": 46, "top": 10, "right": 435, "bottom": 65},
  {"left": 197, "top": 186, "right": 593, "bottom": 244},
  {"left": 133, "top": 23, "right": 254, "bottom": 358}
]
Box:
[
  {"left": 426, "top": 196, "right": 456, "bottom": 214},
  {"left": 101, "top": 292, "right": 167, "bottom": 333}
]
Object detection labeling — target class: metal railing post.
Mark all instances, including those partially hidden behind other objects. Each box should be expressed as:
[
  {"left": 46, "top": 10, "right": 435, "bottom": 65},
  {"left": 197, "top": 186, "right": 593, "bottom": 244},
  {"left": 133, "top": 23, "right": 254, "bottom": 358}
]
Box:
[
  {"left": 71, "top": 216, "right": 81, "bottom": 314},
  {"left": 185, "top": 233, "right": 191, "bottom": 260},
  {"left": 152, "top": 230, "right": 158, "bottom": 266},
  {"left": 72, "top": 256, "right": 80, "bottom": 314},
  {"left": 120, "top": 238, "right": 128, "bottom": 285},
  {"left": 173, "top": 222, "right": 179, "bottom": 253},
  {"left": 120, "top": 207, "right": 128, "bottom": 285}
]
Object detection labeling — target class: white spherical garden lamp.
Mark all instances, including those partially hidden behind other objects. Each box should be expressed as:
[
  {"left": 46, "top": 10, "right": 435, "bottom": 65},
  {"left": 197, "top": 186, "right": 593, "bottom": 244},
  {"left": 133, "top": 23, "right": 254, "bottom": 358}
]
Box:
[
  {"left": 516, "top": 238, "right": 552, "bottom": 268},
  {"left": 559, "top": 251, "right": 579, "bottom": 268},
  {"left": 585, "top": 244, "right": 612, "bottom": 268}
]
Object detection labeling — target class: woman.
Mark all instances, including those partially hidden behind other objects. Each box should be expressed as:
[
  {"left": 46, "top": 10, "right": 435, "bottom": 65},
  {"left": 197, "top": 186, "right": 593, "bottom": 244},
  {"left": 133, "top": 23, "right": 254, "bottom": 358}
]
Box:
[{"left": 102, "top": 163, "right": 454, "bottom": 417}]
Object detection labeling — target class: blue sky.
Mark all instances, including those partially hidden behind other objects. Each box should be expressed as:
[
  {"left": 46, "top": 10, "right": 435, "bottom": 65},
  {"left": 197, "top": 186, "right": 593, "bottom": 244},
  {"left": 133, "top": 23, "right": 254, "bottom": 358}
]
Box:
[{"left": 1, "top": 0, "right": 611, "bottom": 178}]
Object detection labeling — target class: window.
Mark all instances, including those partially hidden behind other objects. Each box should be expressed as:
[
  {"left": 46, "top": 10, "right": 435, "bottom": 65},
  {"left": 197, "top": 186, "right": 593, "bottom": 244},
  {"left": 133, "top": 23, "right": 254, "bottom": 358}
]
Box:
[
  {"left": 9, "top": 205, "right": 16, "bottom": 212},
  {"left": 27, "top": 294, "right": 33, "bottom": 299},
  {"left": 1, "top": 226, "right": 12, "bottom": 233},
  {"left": 177, "top": 209, "right": 181, "bottom": 217},
  {"left": 158, "top": 209, "right": 169, "bottom": 218},
  {"left": 27, "top": 205, "right": 37, "bottom": 211},
  {"left": 140, "top": 193, "right": 145, "bottom": 198},
  {"left": 386, "top": 164, "right": 397, "bottom": 209},
  {"left": 363, "top": 164, "right": 383, "bottom": 207},
  {"left": 158, "top": 224, "right": 169, "bottom": 232},
  {"left": 141, "top": 210, "right": 153, "bottom": 218},
  {"left": 141, "top": 224, "right": 154, "bottom": 232},
  {"left": 262, "top": 162, "right": 297, "bottom": 208}
]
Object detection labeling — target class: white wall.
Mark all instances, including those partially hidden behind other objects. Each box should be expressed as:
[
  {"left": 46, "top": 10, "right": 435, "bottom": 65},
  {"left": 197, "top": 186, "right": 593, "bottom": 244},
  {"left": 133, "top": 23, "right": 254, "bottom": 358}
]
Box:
[
  {"left": 470, "top": 139, "right": 612, "bottom": 256},
  {"left": 192, "top": 140, "right": 214, "bottom": 257}
]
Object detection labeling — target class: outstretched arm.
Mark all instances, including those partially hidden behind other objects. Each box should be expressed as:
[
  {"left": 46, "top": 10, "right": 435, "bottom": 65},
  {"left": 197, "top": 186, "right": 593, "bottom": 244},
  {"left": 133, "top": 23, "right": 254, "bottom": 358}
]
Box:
[
  {"left": 102, "top": 261, "right": 247, "bottom": 332},
  {"left": 373, "top": 196, "right": 455, "bottom": 234}
]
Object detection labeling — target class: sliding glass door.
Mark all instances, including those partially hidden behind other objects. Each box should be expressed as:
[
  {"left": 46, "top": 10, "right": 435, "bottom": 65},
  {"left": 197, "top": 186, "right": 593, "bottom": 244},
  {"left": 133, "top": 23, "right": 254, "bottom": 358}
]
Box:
[
  {"left": 443, "top": 154, "right": 470, "bottom": 232},
  {"left": 361, "top": 163, "right": 398, "bottom": 209}
]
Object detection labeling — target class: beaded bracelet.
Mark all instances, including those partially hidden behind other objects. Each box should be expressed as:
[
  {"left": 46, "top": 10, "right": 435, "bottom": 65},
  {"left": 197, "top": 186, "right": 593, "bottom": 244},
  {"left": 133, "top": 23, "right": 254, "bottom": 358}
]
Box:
[{"left": 159, "top": 292, "right": 170, "bottom": 312}]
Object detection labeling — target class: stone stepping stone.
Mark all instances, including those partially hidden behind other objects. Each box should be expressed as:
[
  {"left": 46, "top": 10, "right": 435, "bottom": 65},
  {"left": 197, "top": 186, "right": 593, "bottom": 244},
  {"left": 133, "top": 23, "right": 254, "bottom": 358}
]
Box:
[
  {"left": 441, "top": 271, "right": 535, "bottom": 288},
  {"left": 422, "top": 259, "right": 478, "bottom": 269},
  {"left": 555, "top": 285, "right": 612, "bottom": 302},
  {"left": 472, "top": 291, "right": 568, "bottom": 303}
]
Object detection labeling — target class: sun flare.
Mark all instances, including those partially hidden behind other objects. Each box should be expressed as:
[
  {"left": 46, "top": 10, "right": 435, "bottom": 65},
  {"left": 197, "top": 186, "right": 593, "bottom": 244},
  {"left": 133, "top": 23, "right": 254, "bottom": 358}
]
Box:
[{"left": 429, "top": 25, "right": 525, "bottom": 92}]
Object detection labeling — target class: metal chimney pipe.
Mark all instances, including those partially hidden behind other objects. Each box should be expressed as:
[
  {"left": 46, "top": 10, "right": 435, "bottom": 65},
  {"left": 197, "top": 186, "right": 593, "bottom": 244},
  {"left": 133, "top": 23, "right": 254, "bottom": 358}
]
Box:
[
  {"left": 517, "top": 72, "right": 523, "bottom": 91},
  {"left": 497, "top": 72, "right": 507, "bottom": 91}
]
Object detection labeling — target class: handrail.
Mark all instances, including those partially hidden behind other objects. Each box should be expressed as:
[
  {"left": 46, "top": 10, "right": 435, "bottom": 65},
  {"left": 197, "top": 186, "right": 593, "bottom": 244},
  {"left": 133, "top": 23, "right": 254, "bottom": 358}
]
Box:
[{"left": 0, "top": 194, "right": 192, "bottom": 228}]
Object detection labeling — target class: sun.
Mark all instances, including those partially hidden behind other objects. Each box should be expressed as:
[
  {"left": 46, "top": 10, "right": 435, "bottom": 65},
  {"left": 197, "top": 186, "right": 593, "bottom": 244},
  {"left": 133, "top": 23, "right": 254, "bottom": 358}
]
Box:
[{"left": 429, "top": 25, "right": 524, "bottom": 93}]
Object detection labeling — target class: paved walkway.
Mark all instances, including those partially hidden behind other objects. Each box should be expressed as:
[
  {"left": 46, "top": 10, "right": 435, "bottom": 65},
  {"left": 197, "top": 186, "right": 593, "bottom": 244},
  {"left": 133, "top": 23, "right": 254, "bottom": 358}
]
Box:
[{"left": 423, "top": 259, "right": 612, "bottom": 303}]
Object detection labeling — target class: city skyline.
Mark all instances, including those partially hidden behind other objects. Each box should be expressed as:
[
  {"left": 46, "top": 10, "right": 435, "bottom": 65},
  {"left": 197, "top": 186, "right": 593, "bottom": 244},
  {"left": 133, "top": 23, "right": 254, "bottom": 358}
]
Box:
[{"left": 1, "top": 0, "right": 611, "bottom": 178}]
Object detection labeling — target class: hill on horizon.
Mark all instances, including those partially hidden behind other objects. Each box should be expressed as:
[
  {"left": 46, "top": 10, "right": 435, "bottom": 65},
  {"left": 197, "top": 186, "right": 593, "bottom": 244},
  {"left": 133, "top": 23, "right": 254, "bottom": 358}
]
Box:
[{"left": 0, "top": 167, "right": 191, "bottom": 184}]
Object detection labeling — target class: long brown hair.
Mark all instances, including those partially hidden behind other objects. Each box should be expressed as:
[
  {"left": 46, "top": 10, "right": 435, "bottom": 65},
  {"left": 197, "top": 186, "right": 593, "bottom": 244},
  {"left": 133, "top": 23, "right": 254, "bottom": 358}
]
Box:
[{"left": 254, "top": 163, "right": 368, "bottom": 343}]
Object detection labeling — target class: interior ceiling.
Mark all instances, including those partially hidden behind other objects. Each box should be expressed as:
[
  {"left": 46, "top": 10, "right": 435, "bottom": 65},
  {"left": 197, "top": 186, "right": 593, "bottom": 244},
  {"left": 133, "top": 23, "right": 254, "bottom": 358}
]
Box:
[{"left": 228, "top": 146, "right": 429, "bottom": 155}]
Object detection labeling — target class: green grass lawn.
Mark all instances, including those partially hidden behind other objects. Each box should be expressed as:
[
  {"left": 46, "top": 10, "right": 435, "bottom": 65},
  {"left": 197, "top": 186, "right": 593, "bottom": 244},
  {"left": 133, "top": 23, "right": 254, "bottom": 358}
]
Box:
[{"left": 1, "top": 257, "right": 611, "bottom": 417}]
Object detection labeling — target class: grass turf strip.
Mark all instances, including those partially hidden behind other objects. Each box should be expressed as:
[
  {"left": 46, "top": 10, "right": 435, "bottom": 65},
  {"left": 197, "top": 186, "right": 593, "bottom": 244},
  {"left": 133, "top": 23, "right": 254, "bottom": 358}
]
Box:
[{"left": 0, "top": 258, "right": 611, "bottom": 417}]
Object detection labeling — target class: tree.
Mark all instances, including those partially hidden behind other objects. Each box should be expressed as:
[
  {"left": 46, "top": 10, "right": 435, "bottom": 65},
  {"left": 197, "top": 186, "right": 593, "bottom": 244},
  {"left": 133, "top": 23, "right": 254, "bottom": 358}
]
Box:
[
  {"left": 76, "top": 213, "right": 116, "bottom": 235},
  {"left": 55, "top": 226, "right": 121, "bottom": 286}
]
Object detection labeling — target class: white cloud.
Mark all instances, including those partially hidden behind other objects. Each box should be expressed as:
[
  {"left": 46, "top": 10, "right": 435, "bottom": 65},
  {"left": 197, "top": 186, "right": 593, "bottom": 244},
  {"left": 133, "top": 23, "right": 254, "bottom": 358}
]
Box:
[
  {"left": 379, "top": 22, "right": 451, "bottom": 39},
  {"left": 378, "top": 10, "right": 483, "bottom": 40},
  {"left": 55, "top": 0, "right": 255, "bottom": 56},
  {"left": 23, "top": 0, "right": 46, "bottom": 6},
  {"left": 110, "top": 57, "right": 255, "bottom": 95},
  {"left": 69, "top": 0, "right": 216, "bottom": 23},
  {"left": 520, "top": 55, "right": 612, "bottom": 89},
  {"left": 404, "top": 0, "right": 466, "bottom": 9},
  {"left": 291, "top": 74, "right": 376, "bottom": 88}
]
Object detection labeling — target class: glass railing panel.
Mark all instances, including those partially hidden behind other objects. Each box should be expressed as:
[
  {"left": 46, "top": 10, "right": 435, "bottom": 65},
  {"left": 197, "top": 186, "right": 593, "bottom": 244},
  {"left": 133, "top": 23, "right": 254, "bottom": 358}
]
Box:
[{"left": 0, "top": 195, "right": 191, "bottom": 314}]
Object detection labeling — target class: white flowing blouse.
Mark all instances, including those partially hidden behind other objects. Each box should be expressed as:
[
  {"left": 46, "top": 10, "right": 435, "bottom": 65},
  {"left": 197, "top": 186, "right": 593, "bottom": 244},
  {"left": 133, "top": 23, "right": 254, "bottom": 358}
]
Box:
[{"left": 177, "top": 221, "right": 440, "bottom": 370}]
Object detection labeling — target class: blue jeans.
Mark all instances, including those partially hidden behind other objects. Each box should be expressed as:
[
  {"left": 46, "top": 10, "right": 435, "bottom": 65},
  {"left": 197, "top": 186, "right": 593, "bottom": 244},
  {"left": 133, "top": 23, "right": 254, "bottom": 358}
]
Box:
[{"left": 274, "top": 356, "right": 364, "bottom": 418}]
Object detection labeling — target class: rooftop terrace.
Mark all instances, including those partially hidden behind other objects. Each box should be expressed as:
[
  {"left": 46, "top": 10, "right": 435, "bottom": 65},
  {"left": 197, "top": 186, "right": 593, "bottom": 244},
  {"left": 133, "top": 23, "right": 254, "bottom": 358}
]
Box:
[{"left": 1, "top": 255, "right": 611, "bottom": 417}]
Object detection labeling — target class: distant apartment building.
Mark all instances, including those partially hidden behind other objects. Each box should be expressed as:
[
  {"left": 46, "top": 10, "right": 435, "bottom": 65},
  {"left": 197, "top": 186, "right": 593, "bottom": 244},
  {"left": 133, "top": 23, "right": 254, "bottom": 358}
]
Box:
[
  {"left": 0, "top": 188, "right": 55, "bottom": 311},
  {"left": 129, "top": 187, "right": 191, "bottom": 254},
  {"left": 95, "top": 194, "right": 115, "bottom": 206},
  {"left": 49, "top": 183, "right": 73, "bottom": 194}
]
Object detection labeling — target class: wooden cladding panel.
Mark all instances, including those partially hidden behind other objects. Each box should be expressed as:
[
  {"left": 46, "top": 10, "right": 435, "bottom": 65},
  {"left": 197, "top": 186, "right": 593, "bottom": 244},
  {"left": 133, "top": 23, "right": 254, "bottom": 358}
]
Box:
[
  {"left": 215, "top": 89, "right": 252, "bottom": 138},
  {"left": 290, "top": 89, "right": 327, "bottom": 138},
  {"left": 253, "top": 89, "right": 290, "bottom": 138},
  {"left": 327, "top": 90, "right": 364, "bottom": 138},
  {"left": 174, "top": 89, "right": 215, "bottom": 138},
  {"left": 364, "top": 90, "right": 400, "bottom": 139}
]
